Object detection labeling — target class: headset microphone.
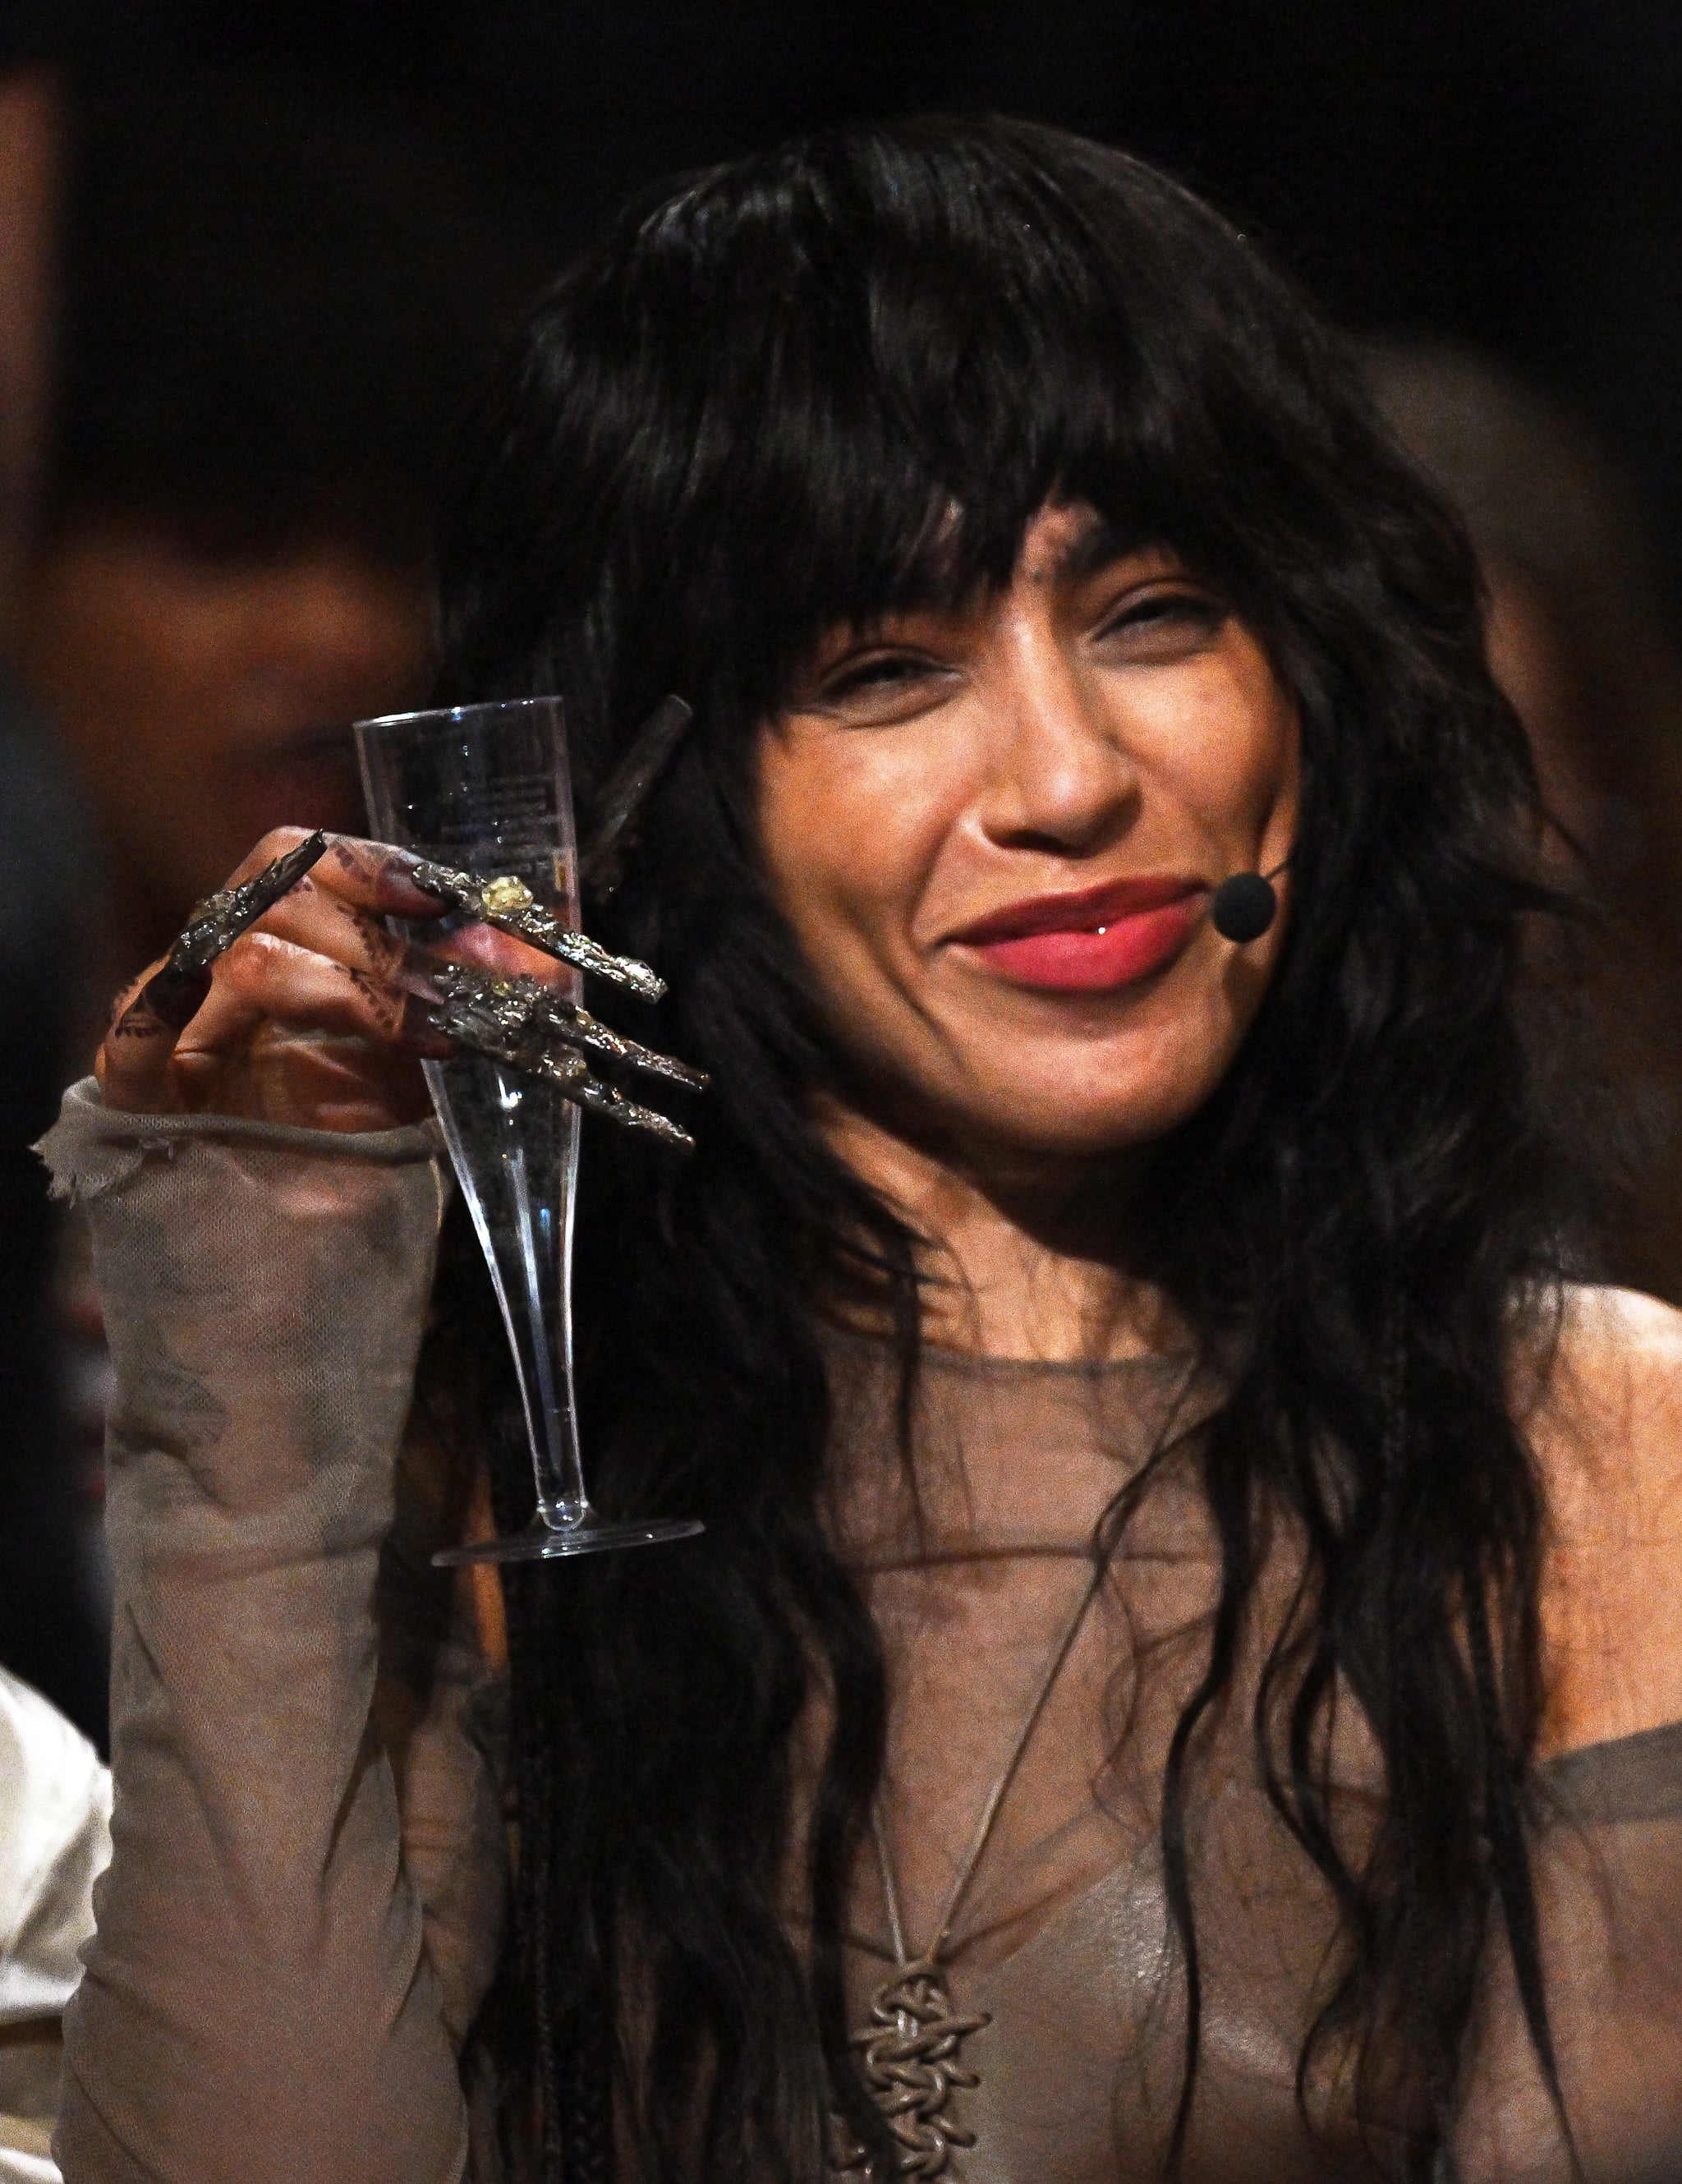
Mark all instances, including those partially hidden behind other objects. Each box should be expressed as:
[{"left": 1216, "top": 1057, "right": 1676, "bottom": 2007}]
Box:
[{"left": 1208, "top": 859, "right": 1289, "bottom": 945}]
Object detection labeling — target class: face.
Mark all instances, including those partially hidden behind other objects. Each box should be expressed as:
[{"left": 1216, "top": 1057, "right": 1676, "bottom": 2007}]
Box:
[
  {"left": 756, "top": 503, "right": 1299, "bottom": 1170},
  {"left": 20, "top": 521, "right": 431, "bottom": 972}
]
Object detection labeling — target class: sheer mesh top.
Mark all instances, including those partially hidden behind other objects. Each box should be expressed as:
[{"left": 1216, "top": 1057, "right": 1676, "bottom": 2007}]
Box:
[{"left": 36, "top": 1083, "right": 1682, "bottom": 2184}]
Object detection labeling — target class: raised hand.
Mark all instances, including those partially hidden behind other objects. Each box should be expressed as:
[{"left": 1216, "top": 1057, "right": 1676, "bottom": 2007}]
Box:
[{"left": 98, "top": 829, "right": 457, "bottom": 1133}]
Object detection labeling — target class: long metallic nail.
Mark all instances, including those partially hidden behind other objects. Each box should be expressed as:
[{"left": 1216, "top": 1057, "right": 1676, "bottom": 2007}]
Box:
[
  {"left": 127, "top": 830, "right": 332, "bottom": 1032},
  {"left": 402, "top": 995, "right": 454, "bottom": 1041},
  {"left": 403, "top": 858, "right": 666, "bottom": 1001},
  {"left": 416, "top": 959, "right": 701, "bottom": 1146}
]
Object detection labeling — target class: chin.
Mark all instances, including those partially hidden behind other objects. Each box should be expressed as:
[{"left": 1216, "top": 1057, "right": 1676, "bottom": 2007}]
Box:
[
  {"left": 947, "top": 1078, "right": 1216, "bottom": 1166},
  {"left": 947, "top": 1035, "right": 1238, "bottom": 1164}
]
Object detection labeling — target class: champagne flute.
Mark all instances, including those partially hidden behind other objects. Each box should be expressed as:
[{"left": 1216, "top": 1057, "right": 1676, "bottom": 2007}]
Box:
[{"left": 355, "top": 695, "right": 703, "bottom": 1564}]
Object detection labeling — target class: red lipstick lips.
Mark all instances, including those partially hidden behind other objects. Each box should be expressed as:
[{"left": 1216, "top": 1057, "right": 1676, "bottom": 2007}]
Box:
[{"left": 947, "top": 876, "right": 1203, "bottom": 993}]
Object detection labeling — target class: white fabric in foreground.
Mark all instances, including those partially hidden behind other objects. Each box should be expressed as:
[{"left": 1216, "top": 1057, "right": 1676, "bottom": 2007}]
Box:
[
  {"left": 0, "top": 1667, "right": 108, "bottom": 2021},
  {"left": 0, "top": 1665, "right": 110, "bottom": 2184}
]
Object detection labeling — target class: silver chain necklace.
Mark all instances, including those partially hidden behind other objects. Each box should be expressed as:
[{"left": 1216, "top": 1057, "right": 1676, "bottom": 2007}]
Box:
[{"left": 831, "top": 1561, "right": 1105, "bottom": 2179}]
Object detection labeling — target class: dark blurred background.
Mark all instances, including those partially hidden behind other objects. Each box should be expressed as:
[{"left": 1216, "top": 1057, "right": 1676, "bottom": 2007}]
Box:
[
  {"left": 2, "top": 0, "right": 1680, "bottom": 1746},
  {"left": 44, "top": 0, "right": 1682, "bottom": 597}
]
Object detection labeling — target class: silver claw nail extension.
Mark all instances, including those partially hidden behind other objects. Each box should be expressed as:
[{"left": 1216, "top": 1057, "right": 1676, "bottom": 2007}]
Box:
[
  {"left": 172, "top": 829, "right": 331, "bottom": 976},
  {"left": 533, "top": 1049, "right": 696, "bottom": 1149},
  {"left": 425, "top": 961, "right": 700, "bottom": 1148},
  {"left": 130, "top": 830, "right": 331, "bottom": 1031},
  {"left": 405, "top": 859, "right": 666, "bottom": 1001},
  {"left": 426, "top": 963, "right": 705, "bottom": 1091}
]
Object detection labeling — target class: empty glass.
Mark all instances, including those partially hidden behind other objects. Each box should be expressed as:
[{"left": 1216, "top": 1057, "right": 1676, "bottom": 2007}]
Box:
[{"left": 355, "top": 696, "right": 703, "bottom": 1564}]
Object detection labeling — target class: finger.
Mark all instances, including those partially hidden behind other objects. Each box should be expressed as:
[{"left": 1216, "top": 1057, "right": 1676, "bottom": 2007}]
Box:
[
  {"left": 172, "top": 1028, "right": 436, "bottom": 1133},
  {"left": 222, "top": 826, "right": 445, "bottom": 921},
  {"left": 444, "top": 917, "right": 573, "bottom": 986},
  {"left": 99, "top": 961, "right": 195, "bottom": 1113},
  {"left": 175, "top": 930, "right": 456, "bottom": 1066},
  {"left": 97, "top": 842, "right": 457, "bottom": 1114},
  {"left": 313, "top": 831, "right": 452, "bottom": 917},
  {"left": 238, "top": 876, "right": 446, "bottom": 991},
  {"left": 249, "top": 833, "right": 577, "bottom": 990}
]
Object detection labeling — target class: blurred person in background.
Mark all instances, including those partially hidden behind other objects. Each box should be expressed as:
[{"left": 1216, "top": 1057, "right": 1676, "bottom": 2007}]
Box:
[
  {"left": 0, "top": 15, "right": 113, "bottom": 1761},
  {"left": 0, "top": 25, "right": 116, "bottom": 2184},
  {"left": 1369, "top": 341, "right": 1682, "bottom": 1303},
  {"left": 2, "top": 71, "right": 544, "bottom": 1773},
  {"left": 16, "top": 71, "right": 547, "bottom": 991}
]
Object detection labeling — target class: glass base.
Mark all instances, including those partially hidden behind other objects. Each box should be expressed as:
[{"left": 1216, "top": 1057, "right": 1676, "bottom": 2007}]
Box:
[{"left": 433, "top": 1513, "right": 704, "bottom": 1567}]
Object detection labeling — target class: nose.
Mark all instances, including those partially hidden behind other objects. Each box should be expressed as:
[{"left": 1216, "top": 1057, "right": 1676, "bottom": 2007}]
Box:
[{"left": 972, "top": 628, "right": 1139, "bottom": 857}]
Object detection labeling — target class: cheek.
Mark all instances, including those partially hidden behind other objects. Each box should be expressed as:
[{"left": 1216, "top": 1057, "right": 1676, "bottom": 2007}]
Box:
[
  {"left": 1133, "top": 648, "right": 1298, "bottom": 842},
  {"left": 756, "top": 726, "right": 955, "bottom": 974}
]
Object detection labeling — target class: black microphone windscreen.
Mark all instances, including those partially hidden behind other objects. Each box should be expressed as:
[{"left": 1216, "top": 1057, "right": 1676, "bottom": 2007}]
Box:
[{"left": 1209, "top": 871, "right": 1278, "bottom": 944}]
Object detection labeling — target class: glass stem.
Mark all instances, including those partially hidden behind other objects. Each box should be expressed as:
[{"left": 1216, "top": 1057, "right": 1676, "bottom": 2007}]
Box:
[
  {"left": 502, "top": 1136, "right": 588, "bottom": 1526},
  {"left": 426, "top": 1049, "right": 592, "bottom": 1538}
]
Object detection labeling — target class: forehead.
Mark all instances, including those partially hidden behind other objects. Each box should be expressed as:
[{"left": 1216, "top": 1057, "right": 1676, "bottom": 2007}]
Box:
[
  {"left": 1014, "top": 502, "right": 1156, "bottom": 586},
  {"left": 1017, "top": 503, "right": 1102, "bottom": 581}
]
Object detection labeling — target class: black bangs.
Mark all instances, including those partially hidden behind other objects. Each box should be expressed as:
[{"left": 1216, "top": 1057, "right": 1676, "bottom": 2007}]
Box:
[{"left": 439, "top": 115, "right": 1368, "bottom": 783}]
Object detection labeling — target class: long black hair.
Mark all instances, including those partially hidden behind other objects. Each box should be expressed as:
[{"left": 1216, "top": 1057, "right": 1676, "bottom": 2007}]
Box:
[{"left": 432, "top": 116, "right": 1587, "bottom": 2182}]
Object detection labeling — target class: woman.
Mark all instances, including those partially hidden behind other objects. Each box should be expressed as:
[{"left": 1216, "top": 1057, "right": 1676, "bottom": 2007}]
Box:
[{"left": 43, "top": 117, "right": 1682, "bottom": 2184}]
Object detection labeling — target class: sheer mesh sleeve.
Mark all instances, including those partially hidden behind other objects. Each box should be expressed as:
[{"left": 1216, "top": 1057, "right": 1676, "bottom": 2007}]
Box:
[
  {"left": 1450, "top": 1721, "right": 1682, "bottom": 2183},
  {"left": 36, "top": 1081, "right": 508, "bottom": 2184}
]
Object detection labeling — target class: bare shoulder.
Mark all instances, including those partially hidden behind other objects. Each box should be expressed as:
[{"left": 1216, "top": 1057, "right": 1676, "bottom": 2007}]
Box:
[
  {"left": 1523, "top": 1281, "right": 1682, "bottom": 1487},
  {"left": 1523, "top": 1282, "right": 1682, "bottom": 1753}
]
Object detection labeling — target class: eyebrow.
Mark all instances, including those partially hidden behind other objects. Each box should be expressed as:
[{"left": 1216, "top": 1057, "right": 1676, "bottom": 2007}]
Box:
[{"left": 1051, "top": 516, "right": 1163, "bottom": 586}]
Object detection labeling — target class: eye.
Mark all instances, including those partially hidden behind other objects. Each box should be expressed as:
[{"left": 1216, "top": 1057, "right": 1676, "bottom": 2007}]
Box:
[
  {"left": 800, "top": 647, "right": 962, "bottom": 725},
  {"left": 823, "top": 652, "right": 931, "bottom": 698},
  {"left": 1091, "top": 585, "right": 1228, "bottom": 660}
]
